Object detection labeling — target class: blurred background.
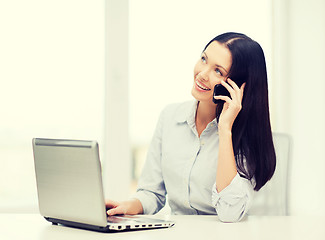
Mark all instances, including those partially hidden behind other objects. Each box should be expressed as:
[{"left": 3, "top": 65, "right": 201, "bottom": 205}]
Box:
[{"left": 0, "top": 0, "right": 324, "bottom": 216}]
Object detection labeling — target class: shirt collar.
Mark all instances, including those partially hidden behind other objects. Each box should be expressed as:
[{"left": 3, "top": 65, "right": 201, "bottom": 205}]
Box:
[
  {"left": 175, "top": 100, "right": 198, "bottom": 124},
  {"left": 174, "top": 100, "right": 218, "bottom": 127}
]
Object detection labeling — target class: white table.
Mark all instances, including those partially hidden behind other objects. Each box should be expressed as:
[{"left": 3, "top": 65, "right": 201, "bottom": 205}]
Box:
[{"left": 1, "top": 213, "right": 325, "bottom": 240}]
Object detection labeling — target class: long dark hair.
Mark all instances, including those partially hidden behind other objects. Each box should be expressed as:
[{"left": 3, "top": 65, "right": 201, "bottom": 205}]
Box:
[{"left": 204, "top": 32, "right": 276, "bottom": 191}]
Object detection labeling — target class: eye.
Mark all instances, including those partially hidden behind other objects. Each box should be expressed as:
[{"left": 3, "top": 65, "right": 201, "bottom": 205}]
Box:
[
  {"left": 215, "top": 68, "right": 223, "bottom": 76},
  {"left": 201, "top": 56, "right": 206, "bottom": 63}
]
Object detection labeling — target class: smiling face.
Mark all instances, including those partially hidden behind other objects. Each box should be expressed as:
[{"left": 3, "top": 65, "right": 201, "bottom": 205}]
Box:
[{"left": 191, "top": 41, "right": 232, "bottom": 105}]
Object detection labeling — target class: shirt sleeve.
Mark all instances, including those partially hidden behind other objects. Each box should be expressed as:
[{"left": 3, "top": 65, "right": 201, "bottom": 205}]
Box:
[
  {"left": 133, "top": 109, "right": 167, "bottom": 214},
  {"left": 211, "top": 173, "right": 255, "bottom": 222}
]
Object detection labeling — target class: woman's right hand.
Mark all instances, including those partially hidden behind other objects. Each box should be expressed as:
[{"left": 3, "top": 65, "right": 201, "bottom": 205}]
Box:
[{"left": 106, "top": 198, "right": 143, "bottom": 216}]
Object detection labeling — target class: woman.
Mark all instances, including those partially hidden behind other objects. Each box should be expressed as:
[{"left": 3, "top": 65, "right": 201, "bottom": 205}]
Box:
[{"left": 106, "top": 32, "right": 276, "bottom": 222}]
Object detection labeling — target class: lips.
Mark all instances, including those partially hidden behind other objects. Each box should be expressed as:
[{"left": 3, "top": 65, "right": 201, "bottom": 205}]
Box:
[{"left": 195, "top": 80, "right": 211, "bottom": 91}]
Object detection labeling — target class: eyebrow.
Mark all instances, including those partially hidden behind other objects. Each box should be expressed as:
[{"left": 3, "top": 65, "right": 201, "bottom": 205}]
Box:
[{"left": 202, "top": 52, "right": 229, "bottom": 74}]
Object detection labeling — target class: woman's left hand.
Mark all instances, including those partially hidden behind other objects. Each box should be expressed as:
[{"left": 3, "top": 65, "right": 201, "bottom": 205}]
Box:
[{"left": 213, "top": 78, "right": 246, "bottom": 132}]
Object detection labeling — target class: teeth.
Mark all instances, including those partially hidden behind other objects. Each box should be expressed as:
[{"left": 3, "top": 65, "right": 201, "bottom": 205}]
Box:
[{"left": 196, "top": 80, "right": 210, "bottom": 90}]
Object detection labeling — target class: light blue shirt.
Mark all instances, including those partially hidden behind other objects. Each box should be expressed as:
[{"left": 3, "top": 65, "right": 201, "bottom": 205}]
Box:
[{"left": 134, "top": 100, "right": 254, "bottom": 222}]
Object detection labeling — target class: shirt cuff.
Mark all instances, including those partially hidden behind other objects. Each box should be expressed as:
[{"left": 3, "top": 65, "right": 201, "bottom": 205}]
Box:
[
  {"left": 211, "top": 172, "right": 253, "bottom": 207},
  {"left": 133, "top": 190, "right": 159, "bottom": 215}
]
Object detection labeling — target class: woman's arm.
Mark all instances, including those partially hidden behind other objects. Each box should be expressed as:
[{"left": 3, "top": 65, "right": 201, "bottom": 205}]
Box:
[
  {"left": 213, "top": 79, "right": 254, "bottom": 222},
  {"left": 106, "top": 107, "right": 168, "bottom": 216},
  {"left": 212, "top": 174, "right": 254, "bottom": 222},
  {"left": 214, "top": 79, "right": 246, "bottom": 192},
  {"left": 216, "top": 129, "right": 237, "bottom": 192}
]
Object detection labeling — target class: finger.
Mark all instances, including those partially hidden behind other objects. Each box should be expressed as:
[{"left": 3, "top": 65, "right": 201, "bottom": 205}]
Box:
[
  {"left": 240, "top": 82, "right": 246, "bottom": 95},
  {"left": 220, "top": 80, "right": 236, "bottom": 99},
  {"left": 105, "top": 199, "right": 120, "bottom": 209},
  {"left": 235, "top": 82, "right": 246, "bottom": 103},
  {"left": 214, "top": 95, "right": 232, "bottom": 105},
  {"left": 225, "top": 79, "right": 245, "bottom": 103},
  {"left": 227, "top": 78, "right": 240, "bottom": 91},
  {"left": 107, "top": 206, "right": 126, "bottom": 216},
  {"left": 227, "top": 78, "right": 244, "bottom": 102},
  {"left": 220, "top": 80, "right": 233, "bottom": 93}
]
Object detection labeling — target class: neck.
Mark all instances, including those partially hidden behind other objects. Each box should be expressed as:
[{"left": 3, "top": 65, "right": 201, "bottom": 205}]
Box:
[{"left": 196, "top": 101, "right": 216, "bottom": 125}]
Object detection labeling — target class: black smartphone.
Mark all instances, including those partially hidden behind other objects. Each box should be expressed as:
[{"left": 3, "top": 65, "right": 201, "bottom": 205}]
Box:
[{"left": 212, "top": 84, "right": 230, "bottom": 104}]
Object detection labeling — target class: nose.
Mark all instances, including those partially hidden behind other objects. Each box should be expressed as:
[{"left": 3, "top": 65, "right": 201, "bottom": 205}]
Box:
[{"left": 197, "top": 68, "right": 209, "bottom": 82}]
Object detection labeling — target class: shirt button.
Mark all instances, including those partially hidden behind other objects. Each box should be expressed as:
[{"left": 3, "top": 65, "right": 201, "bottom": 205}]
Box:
[{"left": 201, "top": 141, "right": 205, "bottom": 146}]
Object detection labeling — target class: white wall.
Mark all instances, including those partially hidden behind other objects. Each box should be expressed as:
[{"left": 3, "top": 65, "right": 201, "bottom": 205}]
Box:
[
  {"left": 130, "top": 0, "right": 325, "bottom": 216},
  {"left": 0, "top": 0, "right": 133, "bottom": 210},
  {"left": 1, "top": 0, "right": 324, "bottom": 216},
  {"left": 272, "top": 0, "right": 325, "bottom": 216},
  {"left": 129, "top": 0, "right": 272, "bottom": 145},
  {"left": 0, "top": 0, "right": 105, "bottom": 212}
]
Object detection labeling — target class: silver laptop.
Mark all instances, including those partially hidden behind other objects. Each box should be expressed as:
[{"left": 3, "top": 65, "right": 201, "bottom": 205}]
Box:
[{"left": 32, "top": 138, "right": 174, "bottom": 232}]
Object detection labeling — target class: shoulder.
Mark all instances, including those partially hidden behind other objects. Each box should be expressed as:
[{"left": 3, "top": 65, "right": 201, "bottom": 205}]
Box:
[{"left": 160, "top": 100, "right": 196, "bottom": 123}]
